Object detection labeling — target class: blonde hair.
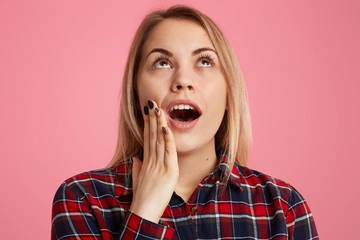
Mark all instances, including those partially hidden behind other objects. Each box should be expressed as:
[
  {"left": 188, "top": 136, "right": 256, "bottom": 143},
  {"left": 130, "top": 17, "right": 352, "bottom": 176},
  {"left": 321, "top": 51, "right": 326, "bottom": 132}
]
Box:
[{"left": 108, "top": 5, "right": 252, "bottom": 181}]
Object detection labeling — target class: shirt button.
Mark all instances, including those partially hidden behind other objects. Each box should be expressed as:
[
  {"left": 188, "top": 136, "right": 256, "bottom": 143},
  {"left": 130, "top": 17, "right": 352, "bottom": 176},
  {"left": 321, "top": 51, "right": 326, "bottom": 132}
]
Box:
[{"left": 190, "top": 205, "right": 198, "bottom": 213}]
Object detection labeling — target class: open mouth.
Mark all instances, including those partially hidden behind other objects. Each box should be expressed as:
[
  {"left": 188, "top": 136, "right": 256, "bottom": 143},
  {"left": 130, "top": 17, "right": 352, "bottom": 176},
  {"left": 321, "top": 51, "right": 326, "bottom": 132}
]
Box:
[{"left": 168, "top": 104, "right": 201, "bottom": 123}]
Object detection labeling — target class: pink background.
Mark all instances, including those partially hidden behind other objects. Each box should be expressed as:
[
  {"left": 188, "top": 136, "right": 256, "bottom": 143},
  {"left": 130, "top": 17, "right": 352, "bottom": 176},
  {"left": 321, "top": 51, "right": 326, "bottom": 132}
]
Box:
[{"left": 1, "top": 0, "right": 359, "bottom": 239}]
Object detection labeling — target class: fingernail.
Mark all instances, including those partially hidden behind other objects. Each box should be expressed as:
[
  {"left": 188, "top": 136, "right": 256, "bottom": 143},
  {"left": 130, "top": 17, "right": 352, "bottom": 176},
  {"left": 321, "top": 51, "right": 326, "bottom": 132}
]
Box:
[
  {"left": 162, "top": 126, "right": 167, "bottom": 134},
  {"left": 155, "top": 107, "right": 160, "bottom": 116},
  {"left": 148, "top": 100, "right": 154, "bottom": 109},
  {"left": 144, "top": 106, "right": 149, "bottom": 115}
]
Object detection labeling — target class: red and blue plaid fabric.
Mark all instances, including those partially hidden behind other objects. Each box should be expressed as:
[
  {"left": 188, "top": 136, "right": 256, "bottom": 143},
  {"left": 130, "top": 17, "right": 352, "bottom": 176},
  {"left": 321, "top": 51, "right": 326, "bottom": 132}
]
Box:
[{"left": 52, "top": 154, "right": 318, "bottom": 239}]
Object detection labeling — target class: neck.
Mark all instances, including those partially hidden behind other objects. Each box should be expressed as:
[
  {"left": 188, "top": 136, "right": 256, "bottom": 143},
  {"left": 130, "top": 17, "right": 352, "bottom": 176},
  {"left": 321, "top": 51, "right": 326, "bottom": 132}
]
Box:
[{"left": 175, "top": 140, "right": 218, "bottom": 202}]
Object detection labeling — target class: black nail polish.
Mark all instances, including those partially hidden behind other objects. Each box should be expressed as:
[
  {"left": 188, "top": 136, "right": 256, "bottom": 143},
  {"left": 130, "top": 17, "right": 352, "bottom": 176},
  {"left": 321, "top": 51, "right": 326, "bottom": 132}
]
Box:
[
  {"left": 155, "top": 107, "right": 160, "bottom": 114},
  {"left": 144, "top": 106, "right": 149, "bottom": 115},
  {"left": 162, "top": 126, "right": 167, "bottom": 134},
  {"left": 148, "top": 100, "right": 154, "bottom": 109}
]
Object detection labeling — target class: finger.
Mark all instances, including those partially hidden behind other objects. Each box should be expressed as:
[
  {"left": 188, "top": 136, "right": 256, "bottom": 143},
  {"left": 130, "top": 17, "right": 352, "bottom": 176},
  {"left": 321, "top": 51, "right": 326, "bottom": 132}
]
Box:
[
  {"left": 142, "top": 104, "right": 149, "bottom": 163},
  {"left": 131, "top": 157, "right": 143, "bottom": 194},
  {"left": 162, "top": 126, "right": 178, "bottom": 170},
  {"left": 147, "top": 100, "right": 157, "bottom": 162},
  {"left": 156, "top": 108, "right": 166, "bottom": 164}
]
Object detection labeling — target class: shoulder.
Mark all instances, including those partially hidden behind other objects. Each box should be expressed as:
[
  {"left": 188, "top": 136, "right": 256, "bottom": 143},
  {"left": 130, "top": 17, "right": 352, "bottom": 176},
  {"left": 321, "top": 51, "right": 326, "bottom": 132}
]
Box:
[
  {"left": 233, "top": 163, "right": 307, "bottom": 209},
  {"left": 229, "top": 165, "right": 318, "bottom": 238},
  {"left": 53, "top": 159, "right": 134, "bottom": 201},
  {"left": 234, "top": 163, "right": 292, "bottom": 189}
]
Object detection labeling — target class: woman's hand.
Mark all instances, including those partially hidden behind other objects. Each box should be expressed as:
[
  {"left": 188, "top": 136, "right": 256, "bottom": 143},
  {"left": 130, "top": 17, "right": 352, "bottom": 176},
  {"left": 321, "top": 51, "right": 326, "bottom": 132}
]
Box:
[{"left": 130, "top": 100, "right": 179, "bottom": 223}]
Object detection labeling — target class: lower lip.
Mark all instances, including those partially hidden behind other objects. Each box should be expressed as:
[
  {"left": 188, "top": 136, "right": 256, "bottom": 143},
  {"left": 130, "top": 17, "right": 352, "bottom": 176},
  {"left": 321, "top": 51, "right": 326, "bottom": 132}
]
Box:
[{"left": 168, "top": 117, "right": 200, "bottom": 130}]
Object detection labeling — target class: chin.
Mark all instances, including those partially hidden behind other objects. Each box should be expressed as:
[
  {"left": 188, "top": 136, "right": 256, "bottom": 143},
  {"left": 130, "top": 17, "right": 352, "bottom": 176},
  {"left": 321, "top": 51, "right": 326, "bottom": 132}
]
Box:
[
  {"left": 174, "top": 140, "right": 196, "bottom": 155},
  {"left": 173, "top": 133, "right": 215, "bottom": 157}
]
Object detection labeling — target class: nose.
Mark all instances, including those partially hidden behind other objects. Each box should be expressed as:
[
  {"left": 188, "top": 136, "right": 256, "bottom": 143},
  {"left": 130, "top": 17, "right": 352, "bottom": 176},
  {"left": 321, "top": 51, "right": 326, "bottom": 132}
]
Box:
[{"left": 170, "top": 69, "right": 195, "bottom": 92}]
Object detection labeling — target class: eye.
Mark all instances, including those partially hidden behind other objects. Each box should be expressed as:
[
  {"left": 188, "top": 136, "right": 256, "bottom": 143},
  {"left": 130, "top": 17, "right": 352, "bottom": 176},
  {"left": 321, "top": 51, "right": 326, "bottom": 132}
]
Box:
[
  {"left": 196, "top": 54, "right": 215, "bottom": 68},
  {"left": 153, "top": 56, "right": 172, "bottom": 69},
  {"left": 197, "top": 59, "right": 212, "bottom": 67}
]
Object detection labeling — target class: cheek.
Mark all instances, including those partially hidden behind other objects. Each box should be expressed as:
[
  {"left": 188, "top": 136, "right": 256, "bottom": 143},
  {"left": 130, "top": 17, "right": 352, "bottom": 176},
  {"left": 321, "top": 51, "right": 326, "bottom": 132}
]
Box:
[
  {"left": 204, "top": 78, "right": 227, "bottom": 124},
  {"left": 137, "top": 74, "right": 153, "bottom": 104},
  {"left": 137, "top": 84, "right": 150, "bottom": 105},
  {"left": 137, "top": 79, "right": 167, "bottom": 107},
  {"left": 205, "top": 77, "right": 227, "bottom": 105}
]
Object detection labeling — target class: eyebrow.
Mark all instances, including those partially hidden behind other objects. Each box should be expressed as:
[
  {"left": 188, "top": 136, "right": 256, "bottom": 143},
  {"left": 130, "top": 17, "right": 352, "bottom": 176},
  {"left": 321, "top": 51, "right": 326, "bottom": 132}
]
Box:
[
  {"left": 192, "top": 47, "right": 217, "bottom": 56},
  {"left": 146, "top": 47, "right": 217, "bottom": 59}
]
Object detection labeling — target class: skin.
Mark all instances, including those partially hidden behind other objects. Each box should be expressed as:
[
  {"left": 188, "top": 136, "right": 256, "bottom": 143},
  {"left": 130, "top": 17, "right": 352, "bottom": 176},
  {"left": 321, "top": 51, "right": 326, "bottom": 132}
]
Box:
[{"left": 130, "top": 18, "right": 228, "bottom": 223}]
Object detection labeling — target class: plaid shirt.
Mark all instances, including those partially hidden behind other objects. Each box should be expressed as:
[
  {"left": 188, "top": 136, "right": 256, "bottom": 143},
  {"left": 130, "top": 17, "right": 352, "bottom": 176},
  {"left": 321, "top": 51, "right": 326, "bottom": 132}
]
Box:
[{"left": 52, "top": 154, "right": 318, "bottom": 239}]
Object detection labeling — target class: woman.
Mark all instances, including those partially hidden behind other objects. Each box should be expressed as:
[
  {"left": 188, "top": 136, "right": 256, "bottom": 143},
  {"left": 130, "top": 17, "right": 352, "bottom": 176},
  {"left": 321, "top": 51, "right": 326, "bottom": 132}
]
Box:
[{"left": 52, "top": 5, "right": 318, "bottom": 239}]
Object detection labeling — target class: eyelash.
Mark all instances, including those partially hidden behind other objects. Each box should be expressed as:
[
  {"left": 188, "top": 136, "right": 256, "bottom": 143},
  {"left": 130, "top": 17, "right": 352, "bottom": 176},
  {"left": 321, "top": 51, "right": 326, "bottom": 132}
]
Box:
[
  {"left": 152, "top": 56, "right": 171, "bottom": 68},
  {"left": 198, "top": 53, "right": 216, "bottom": 67},
  {"left": 151, "top": 54, "right": 216, "bottom": 68}
]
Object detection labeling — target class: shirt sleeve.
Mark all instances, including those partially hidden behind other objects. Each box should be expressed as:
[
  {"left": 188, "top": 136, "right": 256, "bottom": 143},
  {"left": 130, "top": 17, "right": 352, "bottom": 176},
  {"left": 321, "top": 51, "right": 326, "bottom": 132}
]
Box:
[
  {"left": 51, "top": 181, "right": 174, "bottom": 240},
  {"left": 285, "top": 186, "right": 319, "bottom": 240},
  {"left": 117, "top": 210, "right": 174, "bottom": 240},
  {"left": 51, "top": 181, "right": 105, "bottom": 239}
]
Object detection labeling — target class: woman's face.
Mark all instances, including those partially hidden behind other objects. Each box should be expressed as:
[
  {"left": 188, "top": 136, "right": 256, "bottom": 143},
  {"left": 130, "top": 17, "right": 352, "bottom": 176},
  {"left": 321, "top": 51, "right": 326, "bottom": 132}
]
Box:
[{"left": 136, "top": 18, "right": 227, "bottom": 155}]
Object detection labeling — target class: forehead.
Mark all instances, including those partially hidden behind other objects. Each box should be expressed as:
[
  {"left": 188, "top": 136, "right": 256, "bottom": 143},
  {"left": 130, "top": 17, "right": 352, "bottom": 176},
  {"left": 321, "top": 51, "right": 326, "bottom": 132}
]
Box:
[{"left": 143, "top": 18, "right": 214, "bottom": 53}]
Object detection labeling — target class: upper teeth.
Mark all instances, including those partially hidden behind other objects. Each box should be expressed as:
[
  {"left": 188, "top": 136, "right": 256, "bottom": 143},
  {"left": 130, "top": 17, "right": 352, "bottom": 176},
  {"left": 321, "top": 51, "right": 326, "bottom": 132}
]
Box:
[{"left": 170, "top": 104, "right": 194, "bottom": 112}]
